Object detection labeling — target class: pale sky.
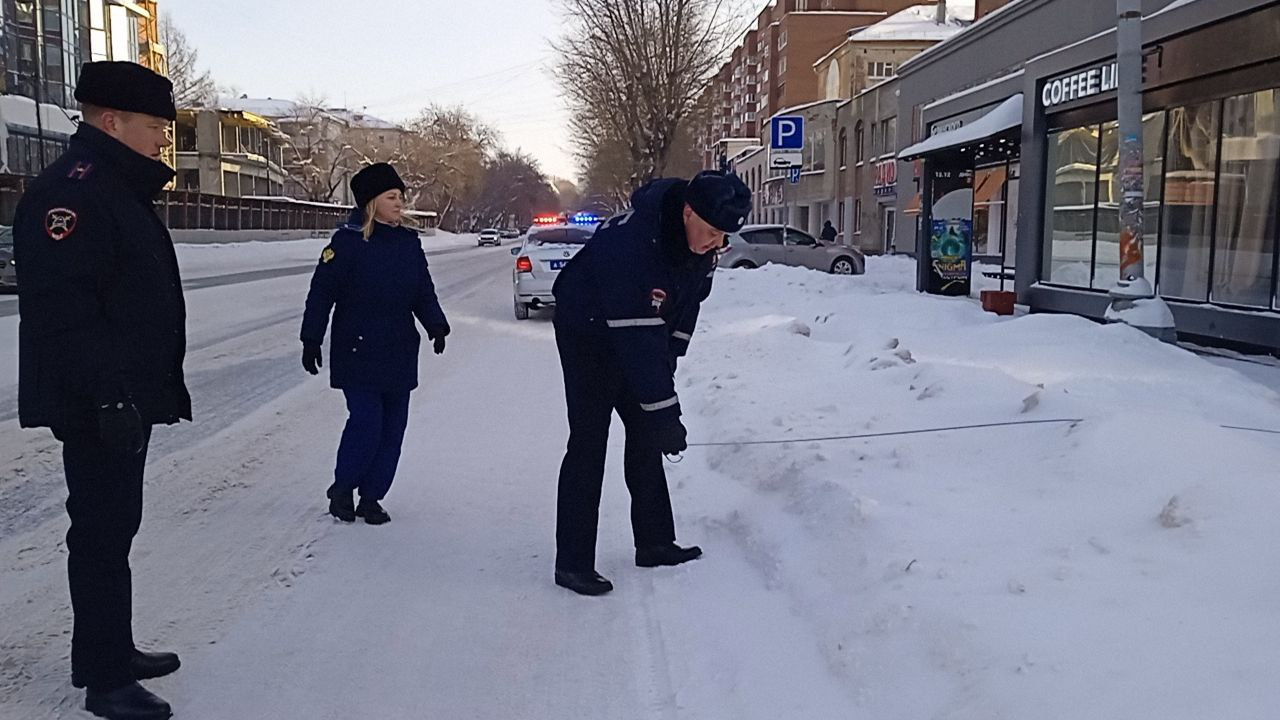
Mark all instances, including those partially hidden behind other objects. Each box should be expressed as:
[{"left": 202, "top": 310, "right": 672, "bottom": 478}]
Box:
[{"left": 159, "top": 0, "right": 579, "bottom": 180}]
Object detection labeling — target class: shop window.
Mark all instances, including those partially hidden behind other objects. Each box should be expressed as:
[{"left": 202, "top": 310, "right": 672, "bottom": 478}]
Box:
[
  {"left": 973, "top": 164, "right": 1007, "bottom": 257},
  {"left": 1211, "top": 89, "right": 1279, "bottom": 309},
  {"left": 1043, "top": 125, "right": 1101, "bottom": 287},
  {"left": 1159, "top": 101, "right": 1220, "bottom": 302}
]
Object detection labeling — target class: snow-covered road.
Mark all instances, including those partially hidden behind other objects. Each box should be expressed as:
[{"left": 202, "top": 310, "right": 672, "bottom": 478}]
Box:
[{"left": 3, "top": 242, "right": 1280, "bottom": 719}]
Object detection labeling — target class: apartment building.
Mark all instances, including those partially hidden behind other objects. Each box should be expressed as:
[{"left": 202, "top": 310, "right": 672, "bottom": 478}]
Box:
[
  {"left": 173, "top": 108, "right": 289, "bottom": 198},
  {"left": 698, "top": 0, "right": 918, "bottom": 170}
]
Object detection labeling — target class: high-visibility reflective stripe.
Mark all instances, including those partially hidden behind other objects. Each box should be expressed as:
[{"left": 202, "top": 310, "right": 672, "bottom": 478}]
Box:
[
  {"left": 606, "top": 318, "right": 665, "bottom": 328},
  {"left": 640, "top": 396, "right": 679, "bottom": 412},
  {"left": 671, "top": 331, "right": 692, "bottom": 341}
]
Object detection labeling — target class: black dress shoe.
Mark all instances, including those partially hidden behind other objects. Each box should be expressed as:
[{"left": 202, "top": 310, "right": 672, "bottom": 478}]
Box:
[
  {"left": 84, "top": 682, "right": 172, "bottom": 720},
  {"left": 73, "top": 649, "right": 181, "bottom": 689},
  {"left": 635, "top": 543, "right": 703, "bottom": 568},
  {"left": 327, "top": 484, "right": 355, "bottom": 522},
  {"left": 554, "top": 569, "right": 614, "bottom": 596},
  {"left": 356, "top": 499, "right": 390, "bottom": 525}
]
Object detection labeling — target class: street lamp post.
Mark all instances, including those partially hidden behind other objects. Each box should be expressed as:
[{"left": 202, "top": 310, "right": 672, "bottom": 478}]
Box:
[{"left": 1105, "top": 0, "right": 1176, "bottom": 341}]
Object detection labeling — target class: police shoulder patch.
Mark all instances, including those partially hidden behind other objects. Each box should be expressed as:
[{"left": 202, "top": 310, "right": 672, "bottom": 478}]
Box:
[
  {"left": 45, "top": 207, "right": 78, "bottom": 241},
  {"left": 321, "top": 247, "right": 336, "bottom": 264}
]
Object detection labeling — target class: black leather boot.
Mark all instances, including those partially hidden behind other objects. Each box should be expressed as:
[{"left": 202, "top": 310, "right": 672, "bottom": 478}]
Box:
[
  {"left": 327, "top": 484, "right": 355, "bottom": 522},
  {"left": 635, "top": 543, "right": 703, "bottom": 568},
  {"left": 73, "top": 649, "right": 180, "bottom": 689},
  {"left": 355, "top": 499, "right": 390, "bottom": 525},
  {"left": 554, "top": 569, "right": 614, "bottom": 596},
  {"left": 84, "top": 682, "right": 172, "bottom": 720}
]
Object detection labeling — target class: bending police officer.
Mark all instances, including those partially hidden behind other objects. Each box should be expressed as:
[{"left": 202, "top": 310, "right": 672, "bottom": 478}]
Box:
[
  {"left": 550, "top": 170, "right": 752, "bottom": 596},
  {"left": 15, "top": 62, "right": 188, "bottom": 720}
]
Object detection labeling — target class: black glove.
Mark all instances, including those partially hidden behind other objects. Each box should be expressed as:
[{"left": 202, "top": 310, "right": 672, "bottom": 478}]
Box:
[
  {"left": 97, "top": 400, "right": 145, "bottom": 456},
  {"left": 302, "top": 343, "right": 322, "bottom": 375},
  {"left": 432, "top": 336, "right": 446, "bottom": 355},
  {"left": 655, "top": 416, "right": 688, "bottom": 455}
]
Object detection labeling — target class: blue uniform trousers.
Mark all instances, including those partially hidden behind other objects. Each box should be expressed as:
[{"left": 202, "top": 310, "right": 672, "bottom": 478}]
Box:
[
  {"left": 334, "top": 389, "right": 411, "bottom": 502},
  {"left": 554, "top": 320, "right": 676, "bottom": 572}
]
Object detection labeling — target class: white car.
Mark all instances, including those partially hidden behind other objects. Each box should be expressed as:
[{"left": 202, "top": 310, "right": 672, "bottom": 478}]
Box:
[
  {"left": 478, "top": 228, "right": 502, "bottom": 247},
  {"left": 511, "top": 224, "right": 594, "bottom": 319}
]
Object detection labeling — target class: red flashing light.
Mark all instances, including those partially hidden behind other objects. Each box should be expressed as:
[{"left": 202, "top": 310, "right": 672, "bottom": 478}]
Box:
[{"left": 516, "top": 256, "right": 533, "bottom": 273}]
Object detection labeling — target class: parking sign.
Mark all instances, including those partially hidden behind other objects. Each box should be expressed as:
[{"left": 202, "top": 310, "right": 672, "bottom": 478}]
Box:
[
  {"left": 770, "top": 115, "right": 804, "bottom": 169},
  {"left": 771, "top": 116, "right": 804, "bottom": 150}
]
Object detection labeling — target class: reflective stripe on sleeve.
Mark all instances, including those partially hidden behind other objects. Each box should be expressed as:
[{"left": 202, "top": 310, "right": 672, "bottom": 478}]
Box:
[
  {"left": 671, "top": 331, "right": 692, "bottom": 341},
  {"left": 606, "top": 318, "right": 666, "bottom": 328},
  {"left": 639, "top": 395, "right": 679, "bottom": 412}
]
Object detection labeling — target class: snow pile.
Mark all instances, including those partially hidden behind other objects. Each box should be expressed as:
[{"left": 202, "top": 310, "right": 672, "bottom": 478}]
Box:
[{"left": 658, "top": 257, "right": 1280, "bottom": 718}]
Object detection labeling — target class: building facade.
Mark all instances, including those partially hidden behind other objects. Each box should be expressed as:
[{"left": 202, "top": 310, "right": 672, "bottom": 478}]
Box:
[
  {"left": 697, "top": 0, "right": 920, "bottom": 170},
  {"left": 1022, "top": 0, "right": 1280, "bottom": 349},
  {"left": 174, "top": 108, "right": 289, "bottom": 198}
]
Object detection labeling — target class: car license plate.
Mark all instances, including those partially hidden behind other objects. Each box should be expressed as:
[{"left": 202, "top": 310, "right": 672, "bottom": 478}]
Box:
[{"left": 549, "top": 259, "right": 568, "bottom": 270}]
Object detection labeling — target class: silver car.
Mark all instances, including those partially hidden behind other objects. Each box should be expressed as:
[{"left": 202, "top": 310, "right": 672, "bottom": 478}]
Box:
[
  {"left": 510, "top": 224, "right": 594, "bottom": 319},
  {"left": 0, "top": 226, "right": 15, "bottom": 292},
  {"left": 720, "top": 224, "right": 865, "bottom": 275}
]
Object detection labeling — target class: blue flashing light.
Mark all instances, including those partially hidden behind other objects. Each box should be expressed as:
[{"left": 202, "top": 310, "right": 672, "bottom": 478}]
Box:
[{"left": 572, "top": 212, "right": 600, "bottom": 225}]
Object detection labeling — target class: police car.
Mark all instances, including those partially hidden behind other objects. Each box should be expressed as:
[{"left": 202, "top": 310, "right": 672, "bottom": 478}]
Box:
[{"left": 510, "top": 213, "right": 599, "bottom": 320}]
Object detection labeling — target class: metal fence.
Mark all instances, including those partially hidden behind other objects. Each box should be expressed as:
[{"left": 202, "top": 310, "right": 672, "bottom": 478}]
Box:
[
  {"left": 0, "top": 174, "right": 349, "bottom": 231},
  {"left": 158, "top": 191, "right": 348, "bottom": 231}
]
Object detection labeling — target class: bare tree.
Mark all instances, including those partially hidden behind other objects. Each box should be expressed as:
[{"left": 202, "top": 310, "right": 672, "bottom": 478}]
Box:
[
  {"left": 160, "top": 15, "right": 216, "bottom": 108},
  {"left": 401, "top": 105, "right": 499, "bottom": 231},
  {"left": 280, "top": 96, "right": 356, "bottom": 203},
  {"left": 553, "top": 0, "right": 737, "bottom": 192}
]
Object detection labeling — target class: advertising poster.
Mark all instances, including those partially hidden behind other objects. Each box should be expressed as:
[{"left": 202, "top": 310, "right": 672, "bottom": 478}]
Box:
[{"left": 928, "top": 218, "right": 972, "bottom": 296}]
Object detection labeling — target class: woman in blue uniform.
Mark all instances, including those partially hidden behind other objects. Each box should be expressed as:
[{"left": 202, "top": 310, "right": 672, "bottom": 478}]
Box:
[{"left": 300, "top": 163, "right": 450, "bottom": 525}]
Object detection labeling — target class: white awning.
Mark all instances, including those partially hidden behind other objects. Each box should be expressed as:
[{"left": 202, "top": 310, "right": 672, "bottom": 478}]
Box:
[{"left": 899, "top": 94, "right": 1023, "bottom": 160}]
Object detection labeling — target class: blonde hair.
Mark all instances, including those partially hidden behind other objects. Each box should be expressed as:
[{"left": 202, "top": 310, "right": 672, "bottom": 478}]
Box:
[{"left": 361, "top": 199, "right": 378, "bottom": 240}]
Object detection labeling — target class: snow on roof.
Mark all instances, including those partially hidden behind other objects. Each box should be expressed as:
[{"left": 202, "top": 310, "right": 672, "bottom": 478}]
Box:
[
  {"left": 323, "top": 108, "right": 400, "bottom": 130},
  {"left": 898, "top": 0, "right": 1029, "bottom": 73},
  {"left": 765, "top": 97, "right": 840, "bottom": 123},
  {"left": 214, "top": 96, "right": 303, "bottom": 118},
  {"left": 847, "top": 1, "right": 975, "bottom": 41}
]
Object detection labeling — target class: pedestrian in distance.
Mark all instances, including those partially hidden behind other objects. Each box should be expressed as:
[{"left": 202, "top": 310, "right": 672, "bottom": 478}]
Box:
[
  {"left": 300, "top": 163, "right": 450, "bottom": 526},
  {"left": 550, "top": 169, "right": 752, "bottom": 596},
  {"left": 821, "top": 219, "right": 838, "bottom": 244},
  {"left": 14, "top": 61, "right": 187, "bottom": 720}
]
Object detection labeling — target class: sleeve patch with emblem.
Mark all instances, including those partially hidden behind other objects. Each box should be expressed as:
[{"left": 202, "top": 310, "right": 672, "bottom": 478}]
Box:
[
  {"left": 45, "top": 208, "right": 78, "bottom": 241},
  {"left": 321, "top": 247, "right": 336, "bottom": 263}
]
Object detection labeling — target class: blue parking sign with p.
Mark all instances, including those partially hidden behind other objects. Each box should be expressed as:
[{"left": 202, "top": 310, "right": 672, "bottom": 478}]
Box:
[{"left": 771, "top": 116, "right": 804, "bottom": 150}]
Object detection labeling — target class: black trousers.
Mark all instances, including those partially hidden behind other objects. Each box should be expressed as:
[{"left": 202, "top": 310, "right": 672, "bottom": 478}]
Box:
[
  {"left": 554, "top": 321, "right": 675, "bottom": 572},
  {"left": 56, "top": 424, "right": 153, "bottom": 691}
]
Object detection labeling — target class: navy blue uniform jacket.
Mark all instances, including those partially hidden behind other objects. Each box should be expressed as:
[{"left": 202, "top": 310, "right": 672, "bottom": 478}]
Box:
[
  {"left": 15, "top": 124, "right": 190, "bottom": 429},
  {"left": 552, "top": 178, "right": 716, "bottom": 422},
  {"left": 301, "top": 211, "right": 450, "bottom": 393}
]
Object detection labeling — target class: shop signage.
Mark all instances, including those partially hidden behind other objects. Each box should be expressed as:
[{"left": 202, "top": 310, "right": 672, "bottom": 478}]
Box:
[
  {"left": 929, "top": 118, "right": 964, "bottom": 136},
  {"left": 873, "top": 160, "right": 897, "bottom": 197},
  {"left": 1041, "top": 61, "right": 1119, "bottom": 109}
]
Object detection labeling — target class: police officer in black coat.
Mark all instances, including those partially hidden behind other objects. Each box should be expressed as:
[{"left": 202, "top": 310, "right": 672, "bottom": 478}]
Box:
[
  {"left": 15, "top": 62, "right": 186, "bottom": 720},
  {"left": 301, "top": 163, "right": 450, "bottom": 525},
  {"left": 551, "top": 170, "right": 752, "bottom": 596}
]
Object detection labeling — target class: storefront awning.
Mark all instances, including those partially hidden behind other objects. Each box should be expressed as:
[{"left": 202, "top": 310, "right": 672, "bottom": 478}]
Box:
[{"left": 899, "top": 94, "right": 1023, "bottom": 161}]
